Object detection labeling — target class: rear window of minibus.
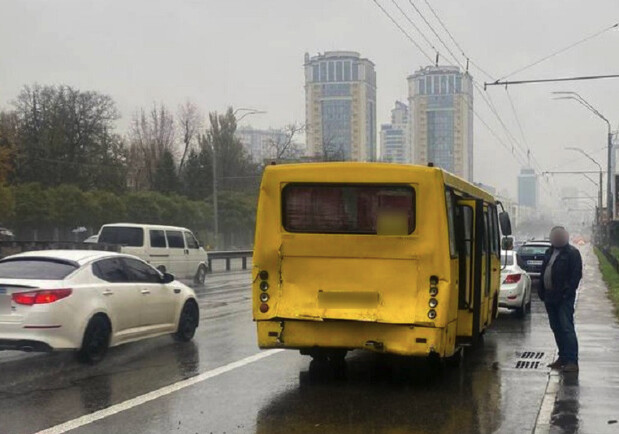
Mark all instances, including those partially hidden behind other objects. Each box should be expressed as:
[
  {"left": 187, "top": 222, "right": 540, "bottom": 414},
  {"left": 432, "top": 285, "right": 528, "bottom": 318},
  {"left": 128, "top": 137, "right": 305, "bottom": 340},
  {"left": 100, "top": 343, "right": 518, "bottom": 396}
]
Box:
[{"left": 282, "top": 184, "right": 415, "bottom": 234}]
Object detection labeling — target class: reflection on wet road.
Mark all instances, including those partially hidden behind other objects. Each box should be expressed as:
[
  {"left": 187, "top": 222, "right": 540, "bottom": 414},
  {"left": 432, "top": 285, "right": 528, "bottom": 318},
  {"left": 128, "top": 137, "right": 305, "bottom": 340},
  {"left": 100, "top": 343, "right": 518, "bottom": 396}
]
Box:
[{"left": 1, "top": 247, "right": 618, "bottom": 434}]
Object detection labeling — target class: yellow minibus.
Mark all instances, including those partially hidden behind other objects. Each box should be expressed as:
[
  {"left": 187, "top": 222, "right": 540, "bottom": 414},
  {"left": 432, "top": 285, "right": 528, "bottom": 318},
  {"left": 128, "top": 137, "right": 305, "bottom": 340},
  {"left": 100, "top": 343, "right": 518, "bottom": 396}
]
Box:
[{"left": 252, "top": 162, "right": 512, "bottom": 361}]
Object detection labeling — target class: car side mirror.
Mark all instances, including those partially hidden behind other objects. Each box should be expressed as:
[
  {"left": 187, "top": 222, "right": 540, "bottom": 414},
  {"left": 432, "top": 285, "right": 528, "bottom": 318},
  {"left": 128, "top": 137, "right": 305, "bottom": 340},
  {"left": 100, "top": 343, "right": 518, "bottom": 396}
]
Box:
[
  {"left": 501, "top": 237, "right": 514, "bottom": 251},
  {"left": 162, "top": 272, "right": 175, "bottom": 284},
  {"left": 499, "top": 211, "right": 512, "bottom": 236}
]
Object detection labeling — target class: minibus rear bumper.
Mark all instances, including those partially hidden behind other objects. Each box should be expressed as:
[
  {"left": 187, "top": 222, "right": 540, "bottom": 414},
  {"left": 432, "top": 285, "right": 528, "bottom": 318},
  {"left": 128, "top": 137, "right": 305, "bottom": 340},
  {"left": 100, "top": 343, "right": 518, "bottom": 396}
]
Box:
[{"left": 256, "top": 319, "right": 457, "bottom": 358}]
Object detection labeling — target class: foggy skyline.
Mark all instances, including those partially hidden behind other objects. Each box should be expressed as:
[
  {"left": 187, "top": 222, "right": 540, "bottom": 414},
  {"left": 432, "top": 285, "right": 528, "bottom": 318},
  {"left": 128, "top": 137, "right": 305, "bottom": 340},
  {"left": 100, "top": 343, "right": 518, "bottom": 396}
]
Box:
[{"left": 1, "top": 0, "right": 618, "bottom": 200}]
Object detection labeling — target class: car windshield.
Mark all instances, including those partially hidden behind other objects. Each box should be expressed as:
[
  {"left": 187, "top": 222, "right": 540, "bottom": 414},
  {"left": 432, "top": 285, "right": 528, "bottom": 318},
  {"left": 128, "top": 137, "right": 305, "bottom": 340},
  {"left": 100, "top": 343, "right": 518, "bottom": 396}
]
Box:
[
  {"left": 520, "top": 245, "right": 550, "bottom": 255},
  {"left": 0, "top": 258, "right": 78, "bottom": 280}
]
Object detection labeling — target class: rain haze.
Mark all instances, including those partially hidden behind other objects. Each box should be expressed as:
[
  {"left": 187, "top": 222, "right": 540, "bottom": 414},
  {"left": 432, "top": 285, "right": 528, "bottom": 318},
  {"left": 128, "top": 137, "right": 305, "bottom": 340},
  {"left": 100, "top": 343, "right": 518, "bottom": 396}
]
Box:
[
  {"left": 1, "top": 0, "right": 618, "bottom": 199},
  {"left": 4, "top": 2, "right": 619, "bottom": 433}
]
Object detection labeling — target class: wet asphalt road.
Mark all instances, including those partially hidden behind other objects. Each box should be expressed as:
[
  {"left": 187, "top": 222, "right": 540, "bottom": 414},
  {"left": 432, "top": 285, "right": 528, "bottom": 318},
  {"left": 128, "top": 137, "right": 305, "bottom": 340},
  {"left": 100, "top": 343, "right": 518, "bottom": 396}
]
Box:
[{"left": 1, "top": 247, "right": 618, "bottom": 434}]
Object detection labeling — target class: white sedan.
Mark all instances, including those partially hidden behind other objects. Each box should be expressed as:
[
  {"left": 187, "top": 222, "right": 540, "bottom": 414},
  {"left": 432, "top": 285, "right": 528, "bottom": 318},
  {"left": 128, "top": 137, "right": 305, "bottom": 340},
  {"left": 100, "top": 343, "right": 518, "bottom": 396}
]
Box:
[
  {"left": 499, "top": 250, "right": 532, "bottom": 317},
  {"left": 0, "top": 250, "right": 199, "bottom": 363}
]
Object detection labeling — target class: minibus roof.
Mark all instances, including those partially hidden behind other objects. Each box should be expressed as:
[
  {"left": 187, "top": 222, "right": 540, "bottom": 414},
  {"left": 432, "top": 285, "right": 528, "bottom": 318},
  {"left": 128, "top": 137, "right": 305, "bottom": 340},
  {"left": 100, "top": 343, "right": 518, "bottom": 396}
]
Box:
[{"left": 263, "top": 162, "right": 496, "bottom": 203}]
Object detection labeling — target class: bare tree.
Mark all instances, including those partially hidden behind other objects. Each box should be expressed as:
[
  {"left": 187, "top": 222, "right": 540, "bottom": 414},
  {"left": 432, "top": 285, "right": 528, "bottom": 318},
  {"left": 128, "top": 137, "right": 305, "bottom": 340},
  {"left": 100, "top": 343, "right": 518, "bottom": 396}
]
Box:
[
  {"left": 177, "top": 101, "right": 202, "bottom": 172},
  {"left": 321, "top": 130, "right": 346, "bottom": 161},
  {"left": 128, "top": 103, "right": 176, "bottom": 190},
  {"left": 267, "top": 123, "right": 305, "bottom": 162}
]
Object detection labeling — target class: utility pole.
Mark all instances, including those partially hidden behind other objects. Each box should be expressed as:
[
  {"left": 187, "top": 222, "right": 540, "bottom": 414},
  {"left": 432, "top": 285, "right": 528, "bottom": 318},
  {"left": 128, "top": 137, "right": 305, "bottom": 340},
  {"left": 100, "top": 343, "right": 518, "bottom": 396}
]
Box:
[
  {"left": 564, "top": 147, "right": 603, "bottom": 224},
  {"left": 553, "top": 91, "right": 615, "bottom": 221},
  {"left": 211, "top": 107, "right": 266, "bottom": 250}
]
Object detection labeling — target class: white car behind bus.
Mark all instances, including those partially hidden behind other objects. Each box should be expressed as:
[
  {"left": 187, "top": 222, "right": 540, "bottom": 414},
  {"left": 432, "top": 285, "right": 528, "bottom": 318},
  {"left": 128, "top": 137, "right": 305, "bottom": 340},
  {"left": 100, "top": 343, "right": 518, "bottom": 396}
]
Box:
[
  {"left": 499, "top": 250, "right": 532, "bottom": 317},
  {"left": 0, "top": 250, "right": 199, "bottom": 363},
  {"left": 97, "top": 223, "right": 209, "bottom": 284}
]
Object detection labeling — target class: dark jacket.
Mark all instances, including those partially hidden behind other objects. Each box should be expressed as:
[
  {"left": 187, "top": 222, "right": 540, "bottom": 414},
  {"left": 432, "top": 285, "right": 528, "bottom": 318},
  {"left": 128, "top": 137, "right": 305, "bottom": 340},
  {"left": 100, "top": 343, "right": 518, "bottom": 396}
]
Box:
[{"left": 538, "top": 244, "right": 582, "bottom": 303}]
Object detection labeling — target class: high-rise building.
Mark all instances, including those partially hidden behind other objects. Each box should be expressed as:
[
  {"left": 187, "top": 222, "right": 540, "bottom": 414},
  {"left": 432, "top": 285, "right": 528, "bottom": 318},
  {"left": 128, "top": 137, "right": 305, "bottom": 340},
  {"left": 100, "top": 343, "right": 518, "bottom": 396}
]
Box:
[
  {"left": 518, "top": 167, "right": 538, "bottom": 208},
  {"left": 407, "top": 65, "right": 474, "bottom": 180},
  {"left": 236, "top": 126, "right": 291, "bottom": 163},
  {"left": 380, "top": 101, "right": 409, "bottom": 164},
  {"left": 304, "top": 51, "right": 377, "bottom": 161}
]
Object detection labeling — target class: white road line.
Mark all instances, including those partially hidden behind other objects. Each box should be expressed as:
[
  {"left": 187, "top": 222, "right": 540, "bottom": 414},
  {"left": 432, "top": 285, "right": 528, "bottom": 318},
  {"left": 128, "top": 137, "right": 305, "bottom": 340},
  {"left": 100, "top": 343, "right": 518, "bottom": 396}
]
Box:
[{"left": 37, "top": 349, "right": 284, "bottom": 434}]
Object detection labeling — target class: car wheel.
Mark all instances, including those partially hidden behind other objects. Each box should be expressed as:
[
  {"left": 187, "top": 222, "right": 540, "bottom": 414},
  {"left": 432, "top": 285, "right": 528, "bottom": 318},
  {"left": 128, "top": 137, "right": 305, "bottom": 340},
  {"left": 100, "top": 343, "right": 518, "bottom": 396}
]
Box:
[
  {"left": 515, "top": 296, "right": 526, "bottom": 318},
  {"left": 445, "top": 347, "right": 463, "bottom": 368},
  {"left": 78, "top": 315, "right": 111, "bottom": 364},
  {"left": 174, "top": 300, "right": 199, "bottom": 342},
  {"left": 194, "top": 265, "right": 207, "bottom": 285}
]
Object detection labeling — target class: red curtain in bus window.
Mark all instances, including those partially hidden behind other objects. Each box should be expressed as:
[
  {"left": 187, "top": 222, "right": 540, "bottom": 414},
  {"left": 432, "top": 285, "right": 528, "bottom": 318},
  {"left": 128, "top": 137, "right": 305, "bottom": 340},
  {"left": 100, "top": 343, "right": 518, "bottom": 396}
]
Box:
[
  {"left": 285, "top": 187, "right": 313, "bottom": 230},
  {"left": 356, "top": 188, "right": 377, "bottom": 232},
  {"left": 311, "top": 187, "right": 345, "bottom": 232}
]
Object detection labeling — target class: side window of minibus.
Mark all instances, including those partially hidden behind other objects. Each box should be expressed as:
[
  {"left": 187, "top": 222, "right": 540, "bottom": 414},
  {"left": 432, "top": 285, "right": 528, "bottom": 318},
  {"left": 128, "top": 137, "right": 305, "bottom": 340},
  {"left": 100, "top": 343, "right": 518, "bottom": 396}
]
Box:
[
  {"left": 490, "top": 206, "right": 500, "bottom": 257},
  {"left": 445, "top": 191, "right": 457, "bottom": 257}
]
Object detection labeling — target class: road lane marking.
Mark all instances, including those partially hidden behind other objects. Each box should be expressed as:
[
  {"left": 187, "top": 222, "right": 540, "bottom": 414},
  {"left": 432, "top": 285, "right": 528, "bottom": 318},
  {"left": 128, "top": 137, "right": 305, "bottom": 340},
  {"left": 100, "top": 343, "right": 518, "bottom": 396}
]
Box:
[{"left": 37, "top": 349, "right": 284, "bottom": 434}]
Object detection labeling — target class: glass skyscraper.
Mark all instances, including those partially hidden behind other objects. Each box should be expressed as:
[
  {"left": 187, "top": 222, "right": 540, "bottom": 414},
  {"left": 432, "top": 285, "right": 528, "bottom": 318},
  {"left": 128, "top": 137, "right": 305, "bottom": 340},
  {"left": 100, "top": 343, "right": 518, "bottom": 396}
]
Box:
[
  {"left": 407, "top": 66, "right": 473, "bottom": 180},
  {"left": 304, "top": 51, "right": 377, "bottom": 161}
]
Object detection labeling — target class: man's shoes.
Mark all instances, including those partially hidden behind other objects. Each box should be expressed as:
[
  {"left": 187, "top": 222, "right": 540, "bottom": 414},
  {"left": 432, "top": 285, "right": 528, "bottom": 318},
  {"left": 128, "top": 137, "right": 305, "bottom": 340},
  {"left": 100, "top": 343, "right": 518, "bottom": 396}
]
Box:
[
  {"left": 547, "top": 358, "right": 564, "bottom": 369},
  {"left": 562, "top": 362, "right": 579, "bottom": 373}
]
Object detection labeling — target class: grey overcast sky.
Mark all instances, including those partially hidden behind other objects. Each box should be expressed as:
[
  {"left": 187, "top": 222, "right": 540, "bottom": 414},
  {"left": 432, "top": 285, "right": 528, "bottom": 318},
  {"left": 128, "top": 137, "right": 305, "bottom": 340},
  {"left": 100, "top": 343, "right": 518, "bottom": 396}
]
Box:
[{"left": 1, "top": 0, "right": 618, "bottom": 200}]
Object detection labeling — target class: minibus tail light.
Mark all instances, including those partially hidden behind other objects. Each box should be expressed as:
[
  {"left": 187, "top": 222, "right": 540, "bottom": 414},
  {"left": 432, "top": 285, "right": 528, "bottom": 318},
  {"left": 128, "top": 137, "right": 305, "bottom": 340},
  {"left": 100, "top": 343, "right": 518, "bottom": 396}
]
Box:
[
  {"left": 428, "top": 309, "right": 437, "bottom": 319},
  {"left": 429, "top": 298, "right": 438, "bottom": 308},
  {"left": 259, "top": 303, "right": 269, "bottom": 313},
  {"left": 260, "top": 293, "right": 269, "bottom": 302},
  {"left": 429, "top": 286, "right": 438, "bottom": 296},
  {"left": 259, "top": 270, "right": 269, "bottom": 280},
  {"left": 260, "top": 281, "right": 269, "bottom": 291}
]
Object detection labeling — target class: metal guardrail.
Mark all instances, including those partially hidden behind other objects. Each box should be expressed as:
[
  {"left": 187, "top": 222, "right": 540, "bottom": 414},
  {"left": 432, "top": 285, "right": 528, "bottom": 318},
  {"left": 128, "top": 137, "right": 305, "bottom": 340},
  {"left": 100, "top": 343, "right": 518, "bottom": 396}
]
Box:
[
  {"left": 0, "top": 241, "right": 253, "bottom": 273},
  {"left": 599, "top": 246, "right": 619, "bottom": 273},
  {"left": 207, "top": 250, "right": 253, "bottom": 272}
]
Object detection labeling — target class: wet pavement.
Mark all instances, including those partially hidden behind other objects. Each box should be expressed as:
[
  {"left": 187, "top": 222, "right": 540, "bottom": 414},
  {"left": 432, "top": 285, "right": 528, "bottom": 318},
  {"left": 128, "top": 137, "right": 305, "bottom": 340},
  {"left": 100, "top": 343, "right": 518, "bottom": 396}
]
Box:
[{"left": 0, "top": 246, "right": 618, "bottom": 433}]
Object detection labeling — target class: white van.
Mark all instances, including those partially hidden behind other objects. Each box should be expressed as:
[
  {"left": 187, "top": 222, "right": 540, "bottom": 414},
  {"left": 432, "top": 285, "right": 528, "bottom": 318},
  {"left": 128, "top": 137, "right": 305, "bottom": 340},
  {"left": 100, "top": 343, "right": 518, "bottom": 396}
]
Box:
[{"left": 97, "top": 223, "right": 209, "bottom": 284}]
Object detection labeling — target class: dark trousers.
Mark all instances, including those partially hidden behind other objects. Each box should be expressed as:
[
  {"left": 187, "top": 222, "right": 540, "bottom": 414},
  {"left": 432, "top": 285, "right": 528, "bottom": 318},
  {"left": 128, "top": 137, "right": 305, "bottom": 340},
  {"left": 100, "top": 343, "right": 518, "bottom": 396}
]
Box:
[{"left": 545, "top": 297, "right": 578, "bottom": 363}]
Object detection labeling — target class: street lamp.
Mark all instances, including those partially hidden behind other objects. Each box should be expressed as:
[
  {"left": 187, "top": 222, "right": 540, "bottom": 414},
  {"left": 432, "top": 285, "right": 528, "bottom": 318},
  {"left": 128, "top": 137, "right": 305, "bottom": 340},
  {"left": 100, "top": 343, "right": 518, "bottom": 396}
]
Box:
[
  {"left": 553, "top": 91, "right": 614, "bottom": 220},
  {"left": 564, "top": 147, "right": 603, "bottom": 222}
]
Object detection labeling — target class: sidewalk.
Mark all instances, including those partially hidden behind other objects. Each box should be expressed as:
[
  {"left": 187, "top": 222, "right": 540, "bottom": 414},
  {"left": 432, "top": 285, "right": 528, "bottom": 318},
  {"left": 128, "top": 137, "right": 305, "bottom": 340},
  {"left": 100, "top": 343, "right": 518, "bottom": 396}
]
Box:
[{"left": 543, "top": 245, "right": 619, "bottom": 433}]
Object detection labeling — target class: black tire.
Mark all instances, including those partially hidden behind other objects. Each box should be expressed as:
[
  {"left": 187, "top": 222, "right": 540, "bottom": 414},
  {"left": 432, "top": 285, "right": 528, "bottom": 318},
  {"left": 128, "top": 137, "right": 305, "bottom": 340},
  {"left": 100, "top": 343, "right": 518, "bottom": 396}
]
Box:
[
  {"left": 78, "top": 315, "right": 111, "bottom": 364},
  {"left": 194, "top": 265, "right": 207, "bottom": 285},
  {"left": 445, "top": 347, "right": 463, "bottom": 368},
  {"left": 515, "top": 297, "right": 526, "bottom": 318},
  {"left": 174, "top": 300, "right": 199, "bottom": 342}
]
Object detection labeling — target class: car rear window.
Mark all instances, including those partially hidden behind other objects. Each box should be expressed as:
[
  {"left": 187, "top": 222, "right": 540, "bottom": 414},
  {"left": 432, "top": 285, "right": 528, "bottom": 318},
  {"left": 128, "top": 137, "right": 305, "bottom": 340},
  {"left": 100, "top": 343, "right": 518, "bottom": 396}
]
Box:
[
  {"left": 519, "top": 245, "right": 550, "bottom": 255},
  {"left": 283, "top": 184, "right": 415, "bottom": 234},
  {"left": 98, "top": 226, "right": 144, "bottom": 247},
  {"left": 0, "top": 258, "right": 78, "bottom": 280},
  {"left": 501, "top": 254, "right": 515, "bottom": 265}
]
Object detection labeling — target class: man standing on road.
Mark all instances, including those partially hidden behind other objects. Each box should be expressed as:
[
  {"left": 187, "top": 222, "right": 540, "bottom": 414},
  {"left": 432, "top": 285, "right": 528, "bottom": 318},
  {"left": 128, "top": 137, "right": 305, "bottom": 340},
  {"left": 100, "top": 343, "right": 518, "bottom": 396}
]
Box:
[{"left": 539, "top": 226, "right": 582, "bottom": 373}]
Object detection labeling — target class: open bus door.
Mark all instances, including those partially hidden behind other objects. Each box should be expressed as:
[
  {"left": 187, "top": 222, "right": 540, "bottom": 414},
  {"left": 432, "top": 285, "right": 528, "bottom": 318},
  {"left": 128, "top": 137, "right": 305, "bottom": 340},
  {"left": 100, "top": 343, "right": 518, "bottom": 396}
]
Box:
[{"left": 455, "top": 198, "right": 486, "bottom": 343}]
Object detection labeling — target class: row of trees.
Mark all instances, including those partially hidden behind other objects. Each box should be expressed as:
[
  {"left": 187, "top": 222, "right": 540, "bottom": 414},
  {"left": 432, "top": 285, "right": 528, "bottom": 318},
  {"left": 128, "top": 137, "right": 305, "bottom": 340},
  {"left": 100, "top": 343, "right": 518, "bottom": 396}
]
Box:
[
  {"left": 0, "top": 183, "right": 255, "bottom": 247},
  {"left": 0, "top": 84, "right": 266, "bottom": 247}
]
